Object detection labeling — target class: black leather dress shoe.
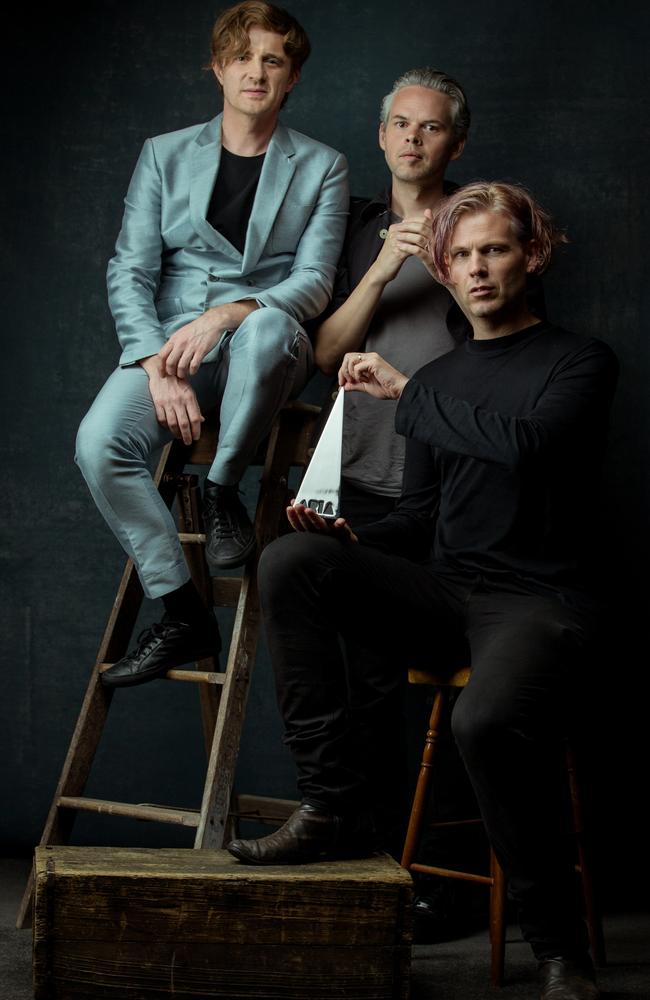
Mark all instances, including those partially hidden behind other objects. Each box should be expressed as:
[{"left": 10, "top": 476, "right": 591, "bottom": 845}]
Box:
[
  {"left": 203, "top": 483, "right": 256, "bottom": 571},
  {"left": 227, "top": 803, "right": 375, "bottom": 865},
  {"left": 538, "top": 957, "right": 600, "bottom": 1000},
  {"left": 101, "top": 614, "right": 221, "bottom": 688}
]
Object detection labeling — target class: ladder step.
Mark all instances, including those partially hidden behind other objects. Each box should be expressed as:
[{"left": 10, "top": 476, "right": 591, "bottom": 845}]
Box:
[
  {"left": 57, "top": 796, "right": 200, "bottom": 827},
  {"left": 427, "top": 817, "right": 483, "bottom": 830},
  {"left": 164, "top": 668, "right": 226, "bottom": 684},
  {"left": 97, "top": 663, "right": 225, "bottom": 684},
  {"left": 178, "top": 531, "right": 205, "bottom": 543},
  {"left": 231, "top": 794, "right": 300, "bottom": 825}
]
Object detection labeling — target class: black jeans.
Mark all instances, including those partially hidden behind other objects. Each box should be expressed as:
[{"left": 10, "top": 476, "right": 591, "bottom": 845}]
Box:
[{"left": 259, "top": 532, "right": 598, "bottom": 960}]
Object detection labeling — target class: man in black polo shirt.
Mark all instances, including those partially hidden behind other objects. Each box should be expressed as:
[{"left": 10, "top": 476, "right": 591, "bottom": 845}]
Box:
[{"left": 228, "top": 182, "right": 617, "bottom": 1000}]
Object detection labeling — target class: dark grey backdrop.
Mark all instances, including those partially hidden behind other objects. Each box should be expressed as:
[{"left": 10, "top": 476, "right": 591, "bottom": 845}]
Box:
[{"left": 2, "top": 0, "right": 648, "bottom": 905}]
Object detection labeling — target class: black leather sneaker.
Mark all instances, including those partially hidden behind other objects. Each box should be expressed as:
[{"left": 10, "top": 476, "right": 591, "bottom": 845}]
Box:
[
  {"left": 203, "top": 483, "right": 256, "bottom": 571},
  {"left": 101, "top": 614, "right": 221, "bottom": 688}
]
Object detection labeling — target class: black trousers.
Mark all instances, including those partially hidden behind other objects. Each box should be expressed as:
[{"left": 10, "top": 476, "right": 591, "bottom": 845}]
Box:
[{"left": 258, "top": 532, "right": 598, "bottom": 960}]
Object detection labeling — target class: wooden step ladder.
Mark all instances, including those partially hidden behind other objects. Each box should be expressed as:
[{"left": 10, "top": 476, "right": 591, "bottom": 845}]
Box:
[{"left": 17, "top": 401, "right": 320, "bottom": 928}]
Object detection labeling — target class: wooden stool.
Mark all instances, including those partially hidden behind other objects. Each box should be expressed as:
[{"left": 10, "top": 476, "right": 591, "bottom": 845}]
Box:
[{"left": 401, "top": 667, "right": 606, "bottom": 987}]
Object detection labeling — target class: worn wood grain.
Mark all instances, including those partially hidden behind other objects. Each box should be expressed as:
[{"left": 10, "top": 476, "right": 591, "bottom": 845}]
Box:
[{"left": 33, "top": 847, "right": 412, "bottom": 1000}]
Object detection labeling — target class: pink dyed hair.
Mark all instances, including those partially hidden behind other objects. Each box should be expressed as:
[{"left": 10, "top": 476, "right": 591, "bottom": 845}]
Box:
[{"left": 430, "top": 181, "right": 567, "bottom": 281}]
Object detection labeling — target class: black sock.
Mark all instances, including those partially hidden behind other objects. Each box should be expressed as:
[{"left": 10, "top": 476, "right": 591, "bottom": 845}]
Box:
[
  {"left": 161, "top": 579, "right": 210, "bottom": 624},
  {"left": 205, "top": 479, "right": 238, "bottom": 493}
]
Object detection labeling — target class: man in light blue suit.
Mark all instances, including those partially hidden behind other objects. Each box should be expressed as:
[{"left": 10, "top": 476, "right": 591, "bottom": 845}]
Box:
[{"left": 76, "top": 1, "right": 348, "bottom": 687}]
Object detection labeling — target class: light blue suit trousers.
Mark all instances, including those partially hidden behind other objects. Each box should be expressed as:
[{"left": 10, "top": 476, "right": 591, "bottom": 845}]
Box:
[
  {"left": 76, "top": 309, "right": 311, "bottom": 597},
  {"left": 75, "top": 115, "right": 348, "bottom": 598}
]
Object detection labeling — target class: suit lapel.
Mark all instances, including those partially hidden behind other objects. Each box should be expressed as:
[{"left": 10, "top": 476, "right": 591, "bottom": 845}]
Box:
[
  {"left": 241, "top": 124, "right": 296, "bottom": 272},
  {"left": 189, "top": 115, "right": 241, "bottom": 257}
]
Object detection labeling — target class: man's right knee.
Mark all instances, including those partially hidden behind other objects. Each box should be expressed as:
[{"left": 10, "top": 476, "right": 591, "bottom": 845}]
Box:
[
  {"left": 75, "top": 409, "right": 103, "bottom": 479},
  {"left": 75, "top": 407, "right": 133, "bottom": 485},
  {"left": 259, "top": 533, "right": 341, "bottom": 609},
  {"left": 259, "top": 533, "right": 318, "bottom": 591}
]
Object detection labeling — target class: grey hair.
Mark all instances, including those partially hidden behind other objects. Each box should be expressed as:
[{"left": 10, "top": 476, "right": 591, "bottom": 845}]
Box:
[{"left": 380, "top": 68, "right": 471, "bottom": 140}]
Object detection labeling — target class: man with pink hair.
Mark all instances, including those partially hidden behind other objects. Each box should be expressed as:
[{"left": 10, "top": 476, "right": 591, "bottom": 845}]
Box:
[{"left": 228, "top": 182, "right": 617, "bottom": 1000}]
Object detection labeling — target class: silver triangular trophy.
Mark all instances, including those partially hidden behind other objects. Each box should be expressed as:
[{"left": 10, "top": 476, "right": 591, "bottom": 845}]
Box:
[{"left": 294, "top": 387, "right": 344, "bottom": 519}]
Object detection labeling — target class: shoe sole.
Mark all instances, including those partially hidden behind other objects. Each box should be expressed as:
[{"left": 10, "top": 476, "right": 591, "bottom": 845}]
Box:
[
  {"left": 226, "top": 841, "right": 375, "bottom": 866},
  {"left": 101, "top": 648, "right": 220, "bottom": 689}
]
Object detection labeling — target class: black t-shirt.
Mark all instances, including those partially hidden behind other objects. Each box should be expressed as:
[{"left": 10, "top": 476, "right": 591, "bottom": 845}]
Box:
[{"left": 207, "top": 147, "right": 265, "bottom": 254}]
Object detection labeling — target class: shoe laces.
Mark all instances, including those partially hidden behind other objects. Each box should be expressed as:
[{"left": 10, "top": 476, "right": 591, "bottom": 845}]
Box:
[
  {"left": 206, "top": 502, "right": 235, "bottom": 538},
  {"left": 204, "top": 487, "right": 247, "bottom": 540},
  {"left": 131, "top": 621, "right": 174, "bottom": 657}
]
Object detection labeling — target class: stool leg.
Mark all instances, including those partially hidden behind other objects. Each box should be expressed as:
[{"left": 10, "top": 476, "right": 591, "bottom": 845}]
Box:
[
  {"left": 566, "top": 744, "right": 607, "bottom": 967},
  {"left": 401, "top": 689, "right": 446, "bottom": 869},
  {"left": 489, "top": 850, "right": 506, "bottom": 987}
]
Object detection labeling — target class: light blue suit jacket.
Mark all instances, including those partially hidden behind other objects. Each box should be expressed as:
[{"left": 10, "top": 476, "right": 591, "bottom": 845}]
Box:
[{"left": 107, "top": 114, "right": 349, "bottom": 367}]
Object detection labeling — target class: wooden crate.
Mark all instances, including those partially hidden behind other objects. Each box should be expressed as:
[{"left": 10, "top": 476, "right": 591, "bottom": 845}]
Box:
[{"left": 33, "top": 846, "right": 413, "bottom": 1000}]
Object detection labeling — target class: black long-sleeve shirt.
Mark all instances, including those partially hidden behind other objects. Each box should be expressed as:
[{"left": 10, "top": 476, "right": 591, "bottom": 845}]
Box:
[{"left": 356, "top": 322, "right": 619, "bottom": 596}]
